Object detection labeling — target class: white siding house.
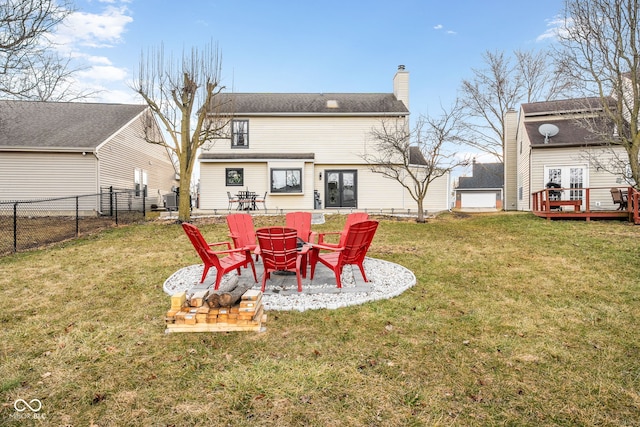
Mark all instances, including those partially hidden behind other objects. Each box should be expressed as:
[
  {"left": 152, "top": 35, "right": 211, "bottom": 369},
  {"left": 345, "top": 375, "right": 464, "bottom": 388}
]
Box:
[
  {"left": 504, "top": 97, "right": 628, "bottom": 212},
  {"left": 0, "top": 101, "right": 177, "bottom": 211},
  {"left": 198, "top": 66, "right": 451, "bottom": 214}
]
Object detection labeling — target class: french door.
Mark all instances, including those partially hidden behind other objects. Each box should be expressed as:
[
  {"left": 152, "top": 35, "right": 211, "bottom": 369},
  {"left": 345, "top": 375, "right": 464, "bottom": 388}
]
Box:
[
  {"left": 545, "top": 165, "right": 587, "bottom": 201},
  {"left": 325, "top": 170, "right": 357, "bottom": 208}
]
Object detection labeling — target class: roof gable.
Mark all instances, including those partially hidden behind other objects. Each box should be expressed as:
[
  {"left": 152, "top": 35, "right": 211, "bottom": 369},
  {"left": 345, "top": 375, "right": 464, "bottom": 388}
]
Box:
[
  {"left": 212, "top": 93, "right": 409, "bottom": 116},
  {"left": 457, "top": 162, "right": 504, "bottom": 189},
  {"left": 0, "top": 100, "right": 147, "bottom": 151}
]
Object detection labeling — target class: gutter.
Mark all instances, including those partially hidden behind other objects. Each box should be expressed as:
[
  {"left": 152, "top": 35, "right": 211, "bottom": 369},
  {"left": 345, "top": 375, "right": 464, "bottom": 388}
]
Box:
[{"left": 0, "top": 147, "right": 96, "bottom": 153}]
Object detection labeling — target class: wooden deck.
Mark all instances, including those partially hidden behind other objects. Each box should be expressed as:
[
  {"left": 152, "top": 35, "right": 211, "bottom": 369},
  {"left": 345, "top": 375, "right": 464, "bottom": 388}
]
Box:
[{"left": 532, "top": 186, "right": 640, "bottom": 224}]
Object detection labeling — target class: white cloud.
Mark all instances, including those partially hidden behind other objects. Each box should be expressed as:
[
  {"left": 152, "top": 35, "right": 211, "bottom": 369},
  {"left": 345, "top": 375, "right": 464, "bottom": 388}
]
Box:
[
  {"left": 48, "top": 2, "right": 135, "bottom": 103},
  {"left": 434, "top": 24, "right": 456, "bottom": 35},
  {"left": 85, "top": 55, "right": 114, "bottom": 66},
  {"left": 54, "top": 6, "right": 133, "bottom": 49},
  {"left": 76, "top": 65, "right": 129, "bottom": 82},
  {"left": 537, "top": 15, "right": 571, "bottom": 42}
]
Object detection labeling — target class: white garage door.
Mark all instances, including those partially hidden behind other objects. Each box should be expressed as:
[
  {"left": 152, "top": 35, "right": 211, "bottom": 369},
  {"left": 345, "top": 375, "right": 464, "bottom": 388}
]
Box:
[{"left": 461, "top": 192, "right": 496, "bottom": 208}]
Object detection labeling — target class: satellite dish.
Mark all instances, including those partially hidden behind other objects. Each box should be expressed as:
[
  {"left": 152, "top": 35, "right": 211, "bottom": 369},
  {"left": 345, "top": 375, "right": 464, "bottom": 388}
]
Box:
[{"left": 538, "top": 123, "right": 559, "bottom": 144}]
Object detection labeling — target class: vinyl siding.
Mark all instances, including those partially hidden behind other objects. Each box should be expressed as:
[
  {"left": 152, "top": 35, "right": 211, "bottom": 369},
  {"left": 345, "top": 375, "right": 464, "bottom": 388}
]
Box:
[
  {"left": 206, "top": 116, "right": 393, "bottom": 165},
  {"left": 97, "top": 114, "right": 176, "bottom": 205},
  {"left": 0, "top": 151, "right": 97, "bottom": 201},
  {"left": 199, "top": 113, "right": 452, "bottom": 212},
  {"left": 200, "top": 161, "right": 449, "bottom": 212},
  {"left": 199, "top": 161, "right": 315, "bottom": 211}
]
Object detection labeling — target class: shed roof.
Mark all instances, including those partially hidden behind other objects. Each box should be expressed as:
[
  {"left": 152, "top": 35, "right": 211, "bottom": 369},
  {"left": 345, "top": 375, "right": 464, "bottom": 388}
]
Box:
[
  {"left": 0, "top": 100, "right": 147, "bottom": 151},
  {"left": 211, "top": 93, "right": 409, "bottom": 116}
]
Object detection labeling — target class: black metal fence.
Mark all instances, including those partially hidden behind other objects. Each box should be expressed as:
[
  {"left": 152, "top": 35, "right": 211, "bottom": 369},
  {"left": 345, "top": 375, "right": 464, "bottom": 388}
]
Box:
[{"left": 0, "top": 188, "right": 148, "bottom": 256}]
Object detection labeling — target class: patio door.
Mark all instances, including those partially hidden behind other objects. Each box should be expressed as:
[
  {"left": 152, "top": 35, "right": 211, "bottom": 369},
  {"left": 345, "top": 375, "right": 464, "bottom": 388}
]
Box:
[
  {"left": 545, "top": 165, "right": 587, "bottom": 201},
  {"left": 325, "top": 170, "right": 357, "bottom": 208}
]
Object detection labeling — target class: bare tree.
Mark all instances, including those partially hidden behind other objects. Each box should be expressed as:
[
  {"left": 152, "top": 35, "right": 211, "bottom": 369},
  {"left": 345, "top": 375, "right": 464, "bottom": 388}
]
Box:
[
  {"left": 0, "top": 0, "right": 87, "bottom": 101},
  {"left": 555, "top": 0, "right": 640, "bottom": 187},
  {"left": 459, "top": 49, "right": 571, "bottom": 161},
  {"left": 134, "top": 41, "right": 229, "bottom": 222},
  {"left": 365, "top": 103, "right": 470, "bottom": 223}
]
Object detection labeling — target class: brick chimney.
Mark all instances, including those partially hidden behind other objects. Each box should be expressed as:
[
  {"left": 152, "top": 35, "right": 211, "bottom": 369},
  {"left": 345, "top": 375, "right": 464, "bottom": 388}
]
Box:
[{"left": 393, "top": 65, "right": 409, "bottom": 110}]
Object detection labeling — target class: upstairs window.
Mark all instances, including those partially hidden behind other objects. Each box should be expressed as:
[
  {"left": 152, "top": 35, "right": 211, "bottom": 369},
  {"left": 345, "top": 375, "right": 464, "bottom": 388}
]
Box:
[
  {"left": 271, "top": 168, "right": 302, "bottom": 193},
  {"left": 232, "top": 120, "right": 249, "bottom": 148}
]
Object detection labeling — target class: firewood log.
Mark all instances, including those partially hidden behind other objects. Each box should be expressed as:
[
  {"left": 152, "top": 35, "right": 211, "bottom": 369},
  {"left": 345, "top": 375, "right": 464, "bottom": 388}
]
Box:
[
  {"left": 207, "top": 293, "right": 220, "bottom": 308},
  {"left": 218, "top": 283, "right": 253, "bottom": 307}
]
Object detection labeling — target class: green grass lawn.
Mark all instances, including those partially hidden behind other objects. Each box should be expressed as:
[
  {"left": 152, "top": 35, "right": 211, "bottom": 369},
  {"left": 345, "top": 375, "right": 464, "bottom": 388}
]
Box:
[{"left": 1, "top": 212, "right": 639, "bottom": 426}]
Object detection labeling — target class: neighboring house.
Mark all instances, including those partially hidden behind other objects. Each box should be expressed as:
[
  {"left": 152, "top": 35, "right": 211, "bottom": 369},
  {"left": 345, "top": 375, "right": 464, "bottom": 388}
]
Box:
[
  {"left": 504, "top": 97, "right": 626, "bottom": 211},
  {"left": 198, "top": 66, "right": 451, "bottom": 213},
  {"left": 0, "top": 100, "right": 177, "bottom": 212},
  {"left": 454, "top": 160, "right": 504, "bottom": 209}
]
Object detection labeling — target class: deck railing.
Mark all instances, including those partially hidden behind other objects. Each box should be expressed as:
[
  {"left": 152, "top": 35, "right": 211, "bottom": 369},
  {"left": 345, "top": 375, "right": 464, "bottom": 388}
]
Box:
[{"left": 532, "top": 186, "right": 640, "bottom": 224}]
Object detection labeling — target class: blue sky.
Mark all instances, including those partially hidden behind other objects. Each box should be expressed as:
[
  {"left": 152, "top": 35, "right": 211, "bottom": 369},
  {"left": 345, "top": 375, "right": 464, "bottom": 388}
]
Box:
[{"left": 57, "top": 0, "right": 563, "bottom": 116}]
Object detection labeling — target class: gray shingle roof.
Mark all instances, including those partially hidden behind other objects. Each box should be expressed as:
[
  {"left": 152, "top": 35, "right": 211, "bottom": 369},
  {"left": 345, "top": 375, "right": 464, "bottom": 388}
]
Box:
[
  {"left": 523, "top": 119, "right": 614, "bottom": 147},
  {"left": 522, "top": 97, "right": 615, "bottom": 115},
  {"left": 457, "top": 162, "right": 504, "bottom": 189},
  {"left": 521, "top": 97, "right": 616, "bottom": 147},
  {"left": 212, "top": 93, "right": 409, "bottom": 115},
  {"left": 0, "top": 100, "right": 147, "bottom": 151}
]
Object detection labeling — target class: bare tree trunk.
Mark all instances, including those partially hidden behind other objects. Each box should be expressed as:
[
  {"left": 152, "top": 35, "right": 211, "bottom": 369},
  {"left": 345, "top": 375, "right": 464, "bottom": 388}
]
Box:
[{"left": 416, "top": 198, "right": 426, "bottom": 223}]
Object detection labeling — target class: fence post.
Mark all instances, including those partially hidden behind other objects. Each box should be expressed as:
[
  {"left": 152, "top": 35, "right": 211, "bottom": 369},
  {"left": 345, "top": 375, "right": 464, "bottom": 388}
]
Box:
[
  {"left": 13, "top": 202, "right": 17, "bottom": 253},
  {"left": 114, "top": 192, "right": 119, "bottom": 225},
  {"left": 75, "top": 196, "right": 79, "bottom": 237},
  {"left": 109, "top": 186, "right": 114, "bottom": 217}
]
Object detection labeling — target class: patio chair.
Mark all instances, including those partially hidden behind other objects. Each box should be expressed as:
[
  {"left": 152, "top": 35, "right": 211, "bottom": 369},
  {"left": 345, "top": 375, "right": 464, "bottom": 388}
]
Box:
[
  {"left": 317, "top": 212, "right": 369, "bottom": 248},
  {"left": 227, "top": 191, "right": 239, "bottom": 210},
  {"left": 181, "top": 222, "right": 257, "bottom": 290},
  {"left": 254, "top": 192, "right": 267, "bottom": 212},
  {"left": 610, "top": 187, "right": 628, "bottom": 210},
  {"left": 256, "top": 227, "right": 309, "bottom": 292},
  {"left": 226, "top": 213, "right": 259, "bottom": 260},
  {"left": 285, "top": 211, "right": 317, "bottom": 243},
  {"left": 310, "top": 220, "right": 378, "bottom": 288}
]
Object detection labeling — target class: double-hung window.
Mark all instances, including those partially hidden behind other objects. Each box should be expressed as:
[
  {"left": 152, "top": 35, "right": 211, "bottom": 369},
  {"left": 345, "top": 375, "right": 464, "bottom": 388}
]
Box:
[
  {"left": 271, "top": 168, "right": 302, "bottom": 193},
  {"left": 231, "top": 120, "right": 249, "bottom": 148}
]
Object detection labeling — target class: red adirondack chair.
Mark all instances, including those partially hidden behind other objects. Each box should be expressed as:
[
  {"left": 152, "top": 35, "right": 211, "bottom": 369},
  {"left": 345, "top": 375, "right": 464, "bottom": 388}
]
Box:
[
  {"left": 317, "top": 212, "right": 369, "bottom": 248},
  {"left": 182, "top": 222, "right": 257, "bottom": 290},
  {"left": 285, "top": 211, "right": 317, "bottom": 243},
  {"left": 226, "top": 213, "right": 258, "bottom": 260},
  {"left": 256, "top": 227, "right": 309, "bottom": 292},
  {"left": 310, "top": 220, "right": 378, "bottom": 288}
]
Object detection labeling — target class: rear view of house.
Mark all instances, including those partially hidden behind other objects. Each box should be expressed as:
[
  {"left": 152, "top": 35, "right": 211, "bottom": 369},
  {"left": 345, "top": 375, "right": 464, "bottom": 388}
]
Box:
[{"left": 198, "top": 66, "right": 451, "bottom": 213}]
